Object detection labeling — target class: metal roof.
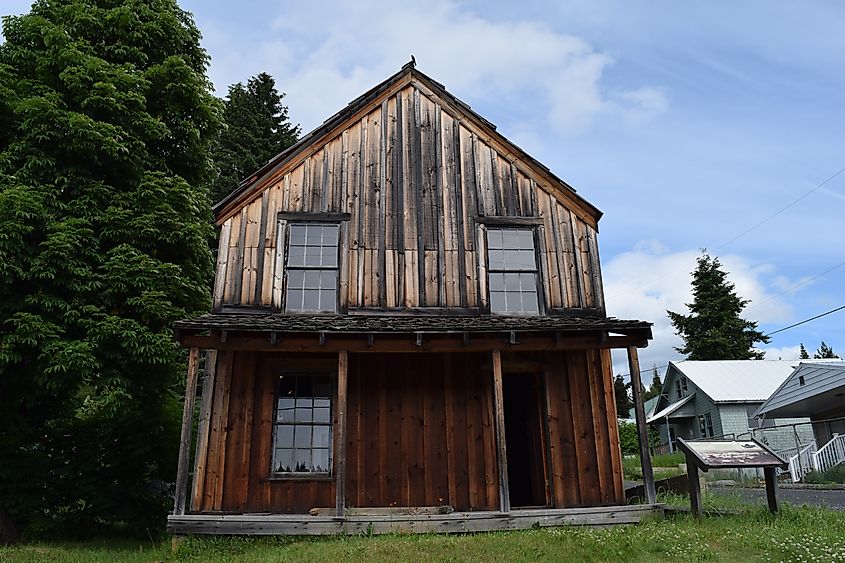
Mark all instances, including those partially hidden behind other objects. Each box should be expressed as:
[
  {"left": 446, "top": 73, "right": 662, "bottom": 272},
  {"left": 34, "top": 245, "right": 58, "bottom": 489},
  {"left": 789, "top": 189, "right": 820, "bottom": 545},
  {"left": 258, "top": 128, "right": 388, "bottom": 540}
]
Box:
[
  {"left": 667, "top": 360, "right": 834, "bottom": 403},
  {"left": 647, "top": 393, "right": 695, "bottom": 423},
  {"left": 755, "top": 361, "right": 845, "bottom": 419}
]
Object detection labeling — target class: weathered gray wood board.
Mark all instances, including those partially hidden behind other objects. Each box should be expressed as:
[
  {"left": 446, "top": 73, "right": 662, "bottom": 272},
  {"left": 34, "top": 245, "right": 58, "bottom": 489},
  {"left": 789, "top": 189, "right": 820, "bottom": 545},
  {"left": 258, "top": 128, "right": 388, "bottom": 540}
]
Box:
[{"left": 212, "top": 79, "right": 605, "bottom": 314}]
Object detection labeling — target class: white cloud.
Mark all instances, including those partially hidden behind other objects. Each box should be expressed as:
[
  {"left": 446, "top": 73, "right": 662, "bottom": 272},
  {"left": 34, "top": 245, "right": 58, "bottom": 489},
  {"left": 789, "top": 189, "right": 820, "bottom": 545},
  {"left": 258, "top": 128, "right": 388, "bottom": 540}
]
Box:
[
  {"left": 760, "top": 345, "right": 801, "bottom": 361},
  {"left": 200, "top": 0, "right": 666, "bottom": 134},
  {"left": 603, "top": 243, "right": 795, "bottom": 381}
]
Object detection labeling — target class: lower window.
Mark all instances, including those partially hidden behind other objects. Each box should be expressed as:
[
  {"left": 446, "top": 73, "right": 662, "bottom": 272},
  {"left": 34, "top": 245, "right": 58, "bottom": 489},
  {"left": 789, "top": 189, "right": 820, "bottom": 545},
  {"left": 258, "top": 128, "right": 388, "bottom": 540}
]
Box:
[{"left": 272, "top": 373, "right": 333, "bottom": 475}]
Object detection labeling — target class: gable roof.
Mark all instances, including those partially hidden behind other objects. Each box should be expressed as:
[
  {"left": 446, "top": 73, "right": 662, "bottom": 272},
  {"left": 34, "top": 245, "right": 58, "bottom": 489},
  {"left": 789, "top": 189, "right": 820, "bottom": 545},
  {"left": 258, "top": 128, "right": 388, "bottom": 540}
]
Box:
[
  {"left": 667, "top": 360, "right": 813, "bottom": 403},
  {"left": 755, "top": 361, "right": 845, "bottom": 418},
  {"left": 212, "top": 61, "right": 603, "bottom": 227}
]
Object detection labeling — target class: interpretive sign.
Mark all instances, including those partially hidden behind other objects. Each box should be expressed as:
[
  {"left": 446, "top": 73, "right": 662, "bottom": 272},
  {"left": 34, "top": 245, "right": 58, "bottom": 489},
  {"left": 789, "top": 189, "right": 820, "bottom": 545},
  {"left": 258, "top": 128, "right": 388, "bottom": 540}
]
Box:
[{"left": 676, "top": 438, "right": 787, "bottom": 516}]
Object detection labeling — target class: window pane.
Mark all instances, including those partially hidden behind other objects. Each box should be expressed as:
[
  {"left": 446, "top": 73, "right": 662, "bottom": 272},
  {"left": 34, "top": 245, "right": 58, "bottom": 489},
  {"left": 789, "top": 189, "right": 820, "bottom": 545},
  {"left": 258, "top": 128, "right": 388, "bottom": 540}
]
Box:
[
  {"left": 505, "top": 273, "right": 521, "bottom": 291},
  {"left": 488, "top": 249, "right": 504, "bottom": 270},
  {"left": 518, "top": 230, "right": 534, "bottom": 249},
  {"left": 305, "top": 246, "right": 321, "bottom": 266},
  {"left": 305, "top": 225, "right": 322, "bottom": 245},
  {"left": 322, "top": 225, "right": 339, "bottom": 246},
  {"left": 295, "top": 397, "right": 312, "bottom": 408},
  {"left": 277, "top": 406, "right": 294, "bottom": 423},
  {"left": 304, "top": 270, "right": 321, "bottom": 289},
  {"left": 314, "top": 377, "right": 332, "bottom": 399},
  {"left": 297, "top": 377, "right": 313, "bottom": 396},
  {"left": 313, "top": 426, "right": 331, "bottom": 448},
  {"left": 313, "top": 407, "right": 331, "bottom": 424},
  {"left": 278, "top": 375, "right": 296, "bottom": 396},
  {"left": 288, "top": 269, "right": 304, "bottom": 289},
  {"left": 290, "top": 225, "right": 306, "bottom": 245},
  {"left": 487, "top": 229, "right": 503, "bottom": 249},
  {"left": 489, "top": 272, "right": 505, "bottom": 291},
  {"left": 294, "top": 426, "right": 312, "bottom": 448},
  {"left": 321, "top": 246, "right": 338, "bottom": 267},
  {"left": 275, "top": 426, "right": 294, "bottom": 448},
  {"left": 287, "top": 289, "right": 303, "bottom": 310},
  {"left": 303, "top": 289, "right": 320, "bottom": 310},
  {"left": 502, "top": 230, "right": 519, "bottom": 249},
  {"left": 319, "top": 289, "right": 335, "bottom": 311},
  {"left": 521, "top": 290, "right": 539, "bottom": 313},
  {"left": 490, "top": 292, "right": 506, "bottom": 312},
  {"left": 313, "top": 449, "right": 330, "bottom": 473},
  {"left": 320, "top": 270, "right": 336, "bottom": 288},
  {"left": 293, "top": 449, "right": 312, "bottom": 472},
  {"left": 274, "top": 449, "right": 293, "bottom": 473},
  {"left": 288, "top": 245, "right": 305, "bottom": 267},
  {"left": 516, "top": 250, "right": 535, "bottom": 269}
]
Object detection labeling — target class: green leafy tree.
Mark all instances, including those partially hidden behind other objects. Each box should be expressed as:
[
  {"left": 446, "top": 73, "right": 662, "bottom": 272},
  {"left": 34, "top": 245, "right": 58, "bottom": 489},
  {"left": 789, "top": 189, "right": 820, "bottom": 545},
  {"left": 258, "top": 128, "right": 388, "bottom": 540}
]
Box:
[
  {"left": 0, "top": 0, "right": 221, "bottom": 538},
  {"left": 799, "top": 343, "right": 810, "bottom": 359},
  {"left": 613, "top": 374, "right": 633, "bottom": 416},
  {"left": 668, "top": 252, "right": 770, "bottom": 360},
  {"left": 642, "top": 366, "right": 663, "bottom": 401},
  {"left": 814, "top": 341, "right": 840, "bottom": 359},
  {"left": 209, "top": 72, "right": 299, "bottom": 203}
]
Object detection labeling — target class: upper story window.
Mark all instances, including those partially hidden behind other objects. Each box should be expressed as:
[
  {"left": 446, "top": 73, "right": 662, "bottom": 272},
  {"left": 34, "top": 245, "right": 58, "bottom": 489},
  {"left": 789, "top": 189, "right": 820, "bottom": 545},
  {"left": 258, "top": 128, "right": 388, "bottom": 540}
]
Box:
[
  {"left": 286, "top": 223, "right": 339, "bottom": 313},
  {"left": 675, "top": 376, "right": 688, "bottom": 399},
  {"left": 272, "top": 373, "right": 334, "bottom": 475},
  {"left": 487, "top": 228, "right": 539, "bottom": 314}
]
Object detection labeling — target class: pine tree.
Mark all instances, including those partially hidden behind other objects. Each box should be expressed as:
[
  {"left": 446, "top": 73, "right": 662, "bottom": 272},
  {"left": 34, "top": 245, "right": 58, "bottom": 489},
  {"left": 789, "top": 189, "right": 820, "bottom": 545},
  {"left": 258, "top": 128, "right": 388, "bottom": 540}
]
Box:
[
  {"left": 209, "top": 72, "right": 299, "bottom": 203},
  {"left": 799, "top": 343, "right": 810, "bottom": 359},
  {"left": 613, "top": 374, "right": 633, "bottom": 416},
  {"left": 643, "top": 366, "right": 663, "bottom": 401},
  {"left": 0, "top": 0, "right": 221, "bottom": 537},
  {"left": 814, "top": 341, "right": 840, "bottom": 359},
  {"left": 668, "top": 252, "right": 770, "bottom": 360}
]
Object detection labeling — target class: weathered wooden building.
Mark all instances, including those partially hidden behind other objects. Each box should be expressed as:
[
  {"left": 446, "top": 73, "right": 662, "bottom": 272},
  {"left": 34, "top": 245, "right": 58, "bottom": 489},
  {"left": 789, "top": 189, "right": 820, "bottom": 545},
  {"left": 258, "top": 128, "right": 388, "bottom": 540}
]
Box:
[{"left": 168, "top": 62, "right": 657, "bottom": 535}]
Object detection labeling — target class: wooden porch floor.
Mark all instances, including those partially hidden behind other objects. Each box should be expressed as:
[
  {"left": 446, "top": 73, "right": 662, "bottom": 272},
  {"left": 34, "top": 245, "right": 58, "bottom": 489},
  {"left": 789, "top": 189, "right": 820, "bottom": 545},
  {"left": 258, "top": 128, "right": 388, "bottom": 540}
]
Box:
[{"left": 168, "top": 504, "right": 664, "bottom": 535}]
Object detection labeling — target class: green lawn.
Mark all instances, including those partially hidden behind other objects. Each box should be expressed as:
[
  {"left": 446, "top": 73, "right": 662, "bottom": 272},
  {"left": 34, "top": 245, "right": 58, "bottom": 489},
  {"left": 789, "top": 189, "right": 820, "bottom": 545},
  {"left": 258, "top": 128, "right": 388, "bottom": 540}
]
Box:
[{"left": 3, "top": 501, "right": 844, "bottom": 562}]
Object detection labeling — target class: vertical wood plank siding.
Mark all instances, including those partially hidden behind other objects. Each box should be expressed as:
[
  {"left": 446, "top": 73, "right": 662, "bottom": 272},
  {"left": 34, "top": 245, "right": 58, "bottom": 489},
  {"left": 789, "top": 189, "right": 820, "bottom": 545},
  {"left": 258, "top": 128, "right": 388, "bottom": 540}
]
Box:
[
  {"left": 194, "top": 349, "right": 623, "bottom": 514},
  {"left": 213, "top": 84, "right": 604, "bottom": 313}
]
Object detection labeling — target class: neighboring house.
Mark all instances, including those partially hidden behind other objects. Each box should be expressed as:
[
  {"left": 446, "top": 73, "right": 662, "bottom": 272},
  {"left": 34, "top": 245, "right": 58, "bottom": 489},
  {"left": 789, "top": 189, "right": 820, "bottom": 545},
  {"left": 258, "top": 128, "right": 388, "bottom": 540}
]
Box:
[
  {"left": 647, "top": 360, "right": 813, "bottom": 453},
  {"left": 166, "top": 62, "right": 655, "bottom": 535},
  {"left": 756, "top": 361, "right": 845, "bottom": 476},
  {"left": 626, "top": 396, "right": 659, "bottom": 423}
]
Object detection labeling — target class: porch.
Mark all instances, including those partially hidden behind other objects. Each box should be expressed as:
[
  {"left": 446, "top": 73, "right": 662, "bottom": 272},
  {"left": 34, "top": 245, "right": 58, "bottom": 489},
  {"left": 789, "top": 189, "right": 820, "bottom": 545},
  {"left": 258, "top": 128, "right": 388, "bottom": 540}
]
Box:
[{"left": 167, "top": 504, "right": 664, "bottom": 535}]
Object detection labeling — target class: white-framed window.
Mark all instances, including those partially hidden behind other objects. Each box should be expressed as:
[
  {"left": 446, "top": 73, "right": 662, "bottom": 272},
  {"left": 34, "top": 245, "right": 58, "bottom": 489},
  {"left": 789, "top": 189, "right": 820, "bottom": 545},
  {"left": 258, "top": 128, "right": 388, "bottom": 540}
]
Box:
[
  {"left": 285, "top": 223, "right": 339, "bottom": 313},
  {"left": 698, "top": 412, "right": 714, "bottom": 438},
  {"left": 272, "top": 373, "right": 333, "bottom": 475},
  {"left": 486, "top": 227, "right": 539, "bottom": 314}
]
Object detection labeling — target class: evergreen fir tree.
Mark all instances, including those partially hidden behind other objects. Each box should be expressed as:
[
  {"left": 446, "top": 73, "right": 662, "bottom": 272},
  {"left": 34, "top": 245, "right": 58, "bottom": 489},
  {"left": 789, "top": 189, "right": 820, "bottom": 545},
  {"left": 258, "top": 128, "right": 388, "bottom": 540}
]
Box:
[
  {"left": 613, "top": 374, "right": 633, "bottom": 416},
  {"left": 814, "top": 341, "right": 840, "bottom": 359},
  {"left": 643, "top": 366, "right": 663, "bottom": 401},
  {"left": 209, "top": 72, "right": 299, "bottom": 202},
  {"left": 799, "top": 343, "right": 810, "bottom": 359},
  {"left": 0, "top": 0, "right": 221, "bottom": 538},
  {"left": 668, "top": 252, "right": 770, "bottom": 360}
]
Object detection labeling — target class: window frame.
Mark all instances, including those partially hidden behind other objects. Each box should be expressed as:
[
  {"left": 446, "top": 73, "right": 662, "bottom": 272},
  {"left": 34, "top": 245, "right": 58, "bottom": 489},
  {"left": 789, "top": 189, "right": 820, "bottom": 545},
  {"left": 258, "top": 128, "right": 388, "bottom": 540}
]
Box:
[
  {"left": 283, "top": 222, "right": 341, "bottom": 314},
  {"left": 269, "top": 370, "right": 336, "bottom": 479},
  {"left": 484, "top": 226, "right": 543, "bottom": 315},
  {"left": 698, "top": 411, "right": 714, "bottom": 438}
]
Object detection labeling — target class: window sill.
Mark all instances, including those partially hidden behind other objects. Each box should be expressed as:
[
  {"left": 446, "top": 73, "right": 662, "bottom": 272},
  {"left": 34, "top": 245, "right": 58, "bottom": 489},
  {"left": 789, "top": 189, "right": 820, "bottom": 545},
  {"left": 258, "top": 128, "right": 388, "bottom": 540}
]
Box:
[{"left": 263, "top": 474, "right": 334, "bottom": 482}]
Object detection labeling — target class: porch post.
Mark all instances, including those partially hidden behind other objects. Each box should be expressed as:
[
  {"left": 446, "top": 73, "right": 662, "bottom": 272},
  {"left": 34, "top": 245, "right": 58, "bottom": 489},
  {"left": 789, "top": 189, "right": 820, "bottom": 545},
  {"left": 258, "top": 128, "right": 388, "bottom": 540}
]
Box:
[
  {"left": 174, "top": 347, "right": 200, "bottom": 515},
  {"left": 335, "top": 350, "right": 348, "bottom": 517},
  {"left": 491, "top": 349, "right": 511, "bottom": 513},
  {"left": 627, "top": 346, "right": 657, "bottom": 504}
]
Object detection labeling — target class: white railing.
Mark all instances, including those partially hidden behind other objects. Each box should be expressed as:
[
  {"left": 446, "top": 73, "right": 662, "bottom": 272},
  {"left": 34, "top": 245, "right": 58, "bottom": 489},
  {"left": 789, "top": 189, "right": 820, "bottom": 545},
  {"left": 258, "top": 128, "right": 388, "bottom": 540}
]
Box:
[
  {"left": 813, "top": 434, "right": 845, "bottom": 474},
  {"left": 787, "top": 441, "right": 817, "bottom": 482}
]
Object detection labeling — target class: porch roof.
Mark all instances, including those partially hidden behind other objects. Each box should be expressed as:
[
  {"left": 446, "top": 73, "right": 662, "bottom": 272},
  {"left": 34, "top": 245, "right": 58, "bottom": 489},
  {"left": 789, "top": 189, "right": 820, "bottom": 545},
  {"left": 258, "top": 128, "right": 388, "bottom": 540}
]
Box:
[
  {"left": 646, "top": 394, "right": 695, "bottom": 423},
  {"left": 173, "top": 312, "right": 652, "bottom": 352},
  {"left": 175, "top": 312, "right": 651, "bottom": 336}
]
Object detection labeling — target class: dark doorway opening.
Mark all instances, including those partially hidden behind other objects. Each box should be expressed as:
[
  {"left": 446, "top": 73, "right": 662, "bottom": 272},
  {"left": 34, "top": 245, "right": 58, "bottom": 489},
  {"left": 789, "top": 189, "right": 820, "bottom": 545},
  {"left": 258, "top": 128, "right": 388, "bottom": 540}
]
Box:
[{"left": 503, "top": 373, "right": 550, "bottom": 508}]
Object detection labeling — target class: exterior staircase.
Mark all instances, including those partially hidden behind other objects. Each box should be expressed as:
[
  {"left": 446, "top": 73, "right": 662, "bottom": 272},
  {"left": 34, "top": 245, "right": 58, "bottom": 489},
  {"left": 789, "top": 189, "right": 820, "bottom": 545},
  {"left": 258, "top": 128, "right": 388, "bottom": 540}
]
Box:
[{"left": 778, "top": 434, "right": 845, "bottom": 482}]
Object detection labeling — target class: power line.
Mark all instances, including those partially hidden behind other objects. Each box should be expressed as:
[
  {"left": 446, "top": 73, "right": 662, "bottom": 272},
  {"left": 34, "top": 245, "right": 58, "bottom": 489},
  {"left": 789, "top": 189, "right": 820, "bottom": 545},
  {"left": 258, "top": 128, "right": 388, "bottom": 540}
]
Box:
[
  {"left": 605, "top": 164, "right": 845, "bottom": 301},
  {"left": 713, "top": 165, "right": 845, "bottom": 252},
  {"left": 765, "top": 304, "right": 845, "bottom": 337},
  {"left": 745, "top": 259, "right": 845, "bottom": 313},
  {"left": 615, "top": 304, "right": 845, "bottom": 379}
]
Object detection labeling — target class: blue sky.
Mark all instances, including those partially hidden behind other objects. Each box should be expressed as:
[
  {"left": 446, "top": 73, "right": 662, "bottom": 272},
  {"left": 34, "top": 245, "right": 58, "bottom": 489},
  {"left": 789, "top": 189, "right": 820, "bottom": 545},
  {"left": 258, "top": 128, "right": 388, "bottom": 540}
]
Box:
[{"left": 4, "top": 1, "right": 844, "bottom": 381}]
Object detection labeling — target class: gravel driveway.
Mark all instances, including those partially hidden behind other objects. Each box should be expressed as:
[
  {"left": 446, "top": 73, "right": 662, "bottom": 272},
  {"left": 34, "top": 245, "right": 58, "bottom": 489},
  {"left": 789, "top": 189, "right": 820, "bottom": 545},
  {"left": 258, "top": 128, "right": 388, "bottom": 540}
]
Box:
[{"left": 709, "top": 485, "right": 845, "bottom": 510}]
